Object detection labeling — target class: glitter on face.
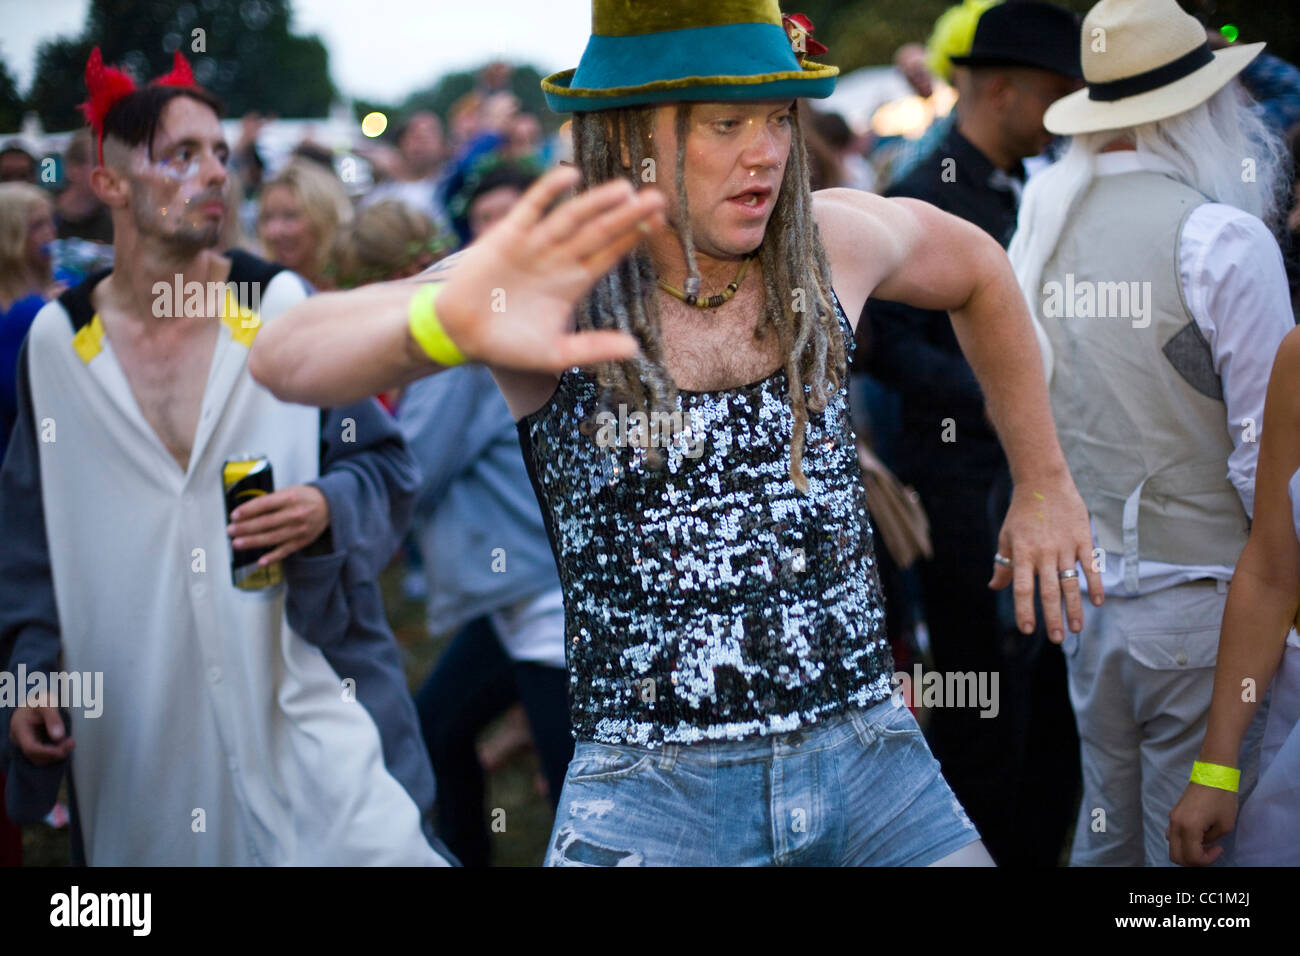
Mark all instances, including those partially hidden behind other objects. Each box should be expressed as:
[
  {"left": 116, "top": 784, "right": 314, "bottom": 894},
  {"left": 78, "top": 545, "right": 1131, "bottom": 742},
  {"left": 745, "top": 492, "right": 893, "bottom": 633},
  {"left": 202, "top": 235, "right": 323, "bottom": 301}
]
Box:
[
  {"left": 519, "top": 296, "right": 894, "bottom": 748},
  {"left": 128, "top": 147, "right": 225, "bottom": 245},
  {"left": 157, "top": 157, "right": 202, "bottom": 183}
]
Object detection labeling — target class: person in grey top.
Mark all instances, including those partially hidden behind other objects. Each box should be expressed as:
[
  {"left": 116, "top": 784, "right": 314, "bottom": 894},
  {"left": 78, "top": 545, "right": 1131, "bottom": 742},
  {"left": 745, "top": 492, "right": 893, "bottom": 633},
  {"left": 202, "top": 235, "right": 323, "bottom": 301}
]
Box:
[{"left": 399, "top": 162, "right": 573, "bottom": 867}]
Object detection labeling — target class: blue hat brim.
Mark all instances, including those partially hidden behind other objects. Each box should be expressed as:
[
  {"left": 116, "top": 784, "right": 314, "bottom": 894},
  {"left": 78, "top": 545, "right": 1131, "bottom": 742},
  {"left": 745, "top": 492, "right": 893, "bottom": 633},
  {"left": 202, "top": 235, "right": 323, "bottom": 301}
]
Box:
[{"left": 542, "top": 21, "right": 838, "bottom": 113}]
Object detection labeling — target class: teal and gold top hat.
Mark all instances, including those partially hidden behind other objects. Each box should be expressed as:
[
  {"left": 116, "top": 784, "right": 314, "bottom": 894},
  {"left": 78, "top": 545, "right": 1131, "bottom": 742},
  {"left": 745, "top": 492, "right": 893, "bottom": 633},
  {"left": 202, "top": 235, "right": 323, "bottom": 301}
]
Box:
[{"left": 542, "top": 0, "right": 838, "bottom": 112}]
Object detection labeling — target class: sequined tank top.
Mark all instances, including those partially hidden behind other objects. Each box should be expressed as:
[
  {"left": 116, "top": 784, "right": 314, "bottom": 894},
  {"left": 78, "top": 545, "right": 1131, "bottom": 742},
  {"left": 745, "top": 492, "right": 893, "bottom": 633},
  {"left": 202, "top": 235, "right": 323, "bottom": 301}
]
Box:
[{"left": 518, "top": 296, "right": 894, "bottom": 747}]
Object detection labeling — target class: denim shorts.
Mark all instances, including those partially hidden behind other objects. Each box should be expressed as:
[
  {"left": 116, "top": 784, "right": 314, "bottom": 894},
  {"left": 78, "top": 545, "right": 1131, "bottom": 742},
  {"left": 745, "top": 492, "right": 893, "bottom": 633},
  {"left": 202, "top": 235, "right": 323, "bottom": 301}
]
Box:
[{"left": 544, "top": 696, "right": 982, "bottom": 866}]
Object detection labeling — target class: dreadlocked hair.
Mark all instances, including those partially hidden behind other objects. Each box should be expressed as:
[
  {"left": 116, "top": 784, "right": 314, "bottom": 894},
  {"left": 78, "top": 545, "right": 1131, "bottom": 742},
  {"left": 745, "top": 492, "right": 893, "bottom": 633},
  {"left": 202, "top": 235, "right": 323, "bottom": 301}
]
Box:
[{"left": 571, "top": 100, "right": 843, "bottom": 493}]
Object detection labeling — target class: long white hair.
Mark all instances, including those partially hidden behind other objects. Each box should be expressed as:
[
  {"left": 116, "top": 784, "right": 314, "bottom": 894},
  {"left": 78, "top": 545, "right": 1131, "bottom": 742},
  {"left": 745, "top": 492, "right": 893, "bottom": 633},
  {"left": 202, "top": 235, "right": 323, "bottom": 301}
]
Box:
[{"left": 1008, "top": 79, "right": 1290, "bottom": 379}]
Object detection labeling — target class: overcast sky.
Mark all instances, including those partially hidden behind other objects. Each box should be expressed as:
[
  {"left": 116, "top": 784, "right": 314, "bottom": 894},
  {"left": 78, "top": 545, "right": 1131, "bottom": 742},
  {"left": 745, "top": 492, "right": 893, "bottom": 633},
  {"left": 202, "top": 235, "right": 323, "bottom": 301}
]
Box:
[{"left": 0, "top": 0, "right": 594, "bottom": 102}]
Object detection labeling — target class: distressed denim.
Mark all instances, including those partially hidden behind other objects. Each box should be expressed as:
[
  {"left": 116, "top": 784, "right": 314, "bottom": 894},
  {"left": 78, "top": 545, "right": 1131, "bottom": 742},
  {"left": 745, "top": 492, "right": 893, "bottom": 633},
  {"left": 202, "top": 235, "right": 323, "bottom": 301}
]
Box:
[{"left": 544, "top": 696, "right": 981, "bottom": 866}]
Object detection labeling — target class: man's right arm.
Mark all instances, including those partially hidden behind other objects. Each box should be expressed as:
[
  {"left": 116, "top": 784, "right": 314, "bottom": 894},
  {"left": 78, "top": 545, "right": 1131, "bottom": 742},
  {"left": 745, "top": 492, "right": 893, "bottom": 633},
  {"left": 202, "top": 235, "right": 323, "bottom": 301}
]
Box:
[
  {"left": 246, "top": 255, "right": 456, "bottom": 408},
  {"left": 249, "top": 167, "right": 666, "bottom": 407}
]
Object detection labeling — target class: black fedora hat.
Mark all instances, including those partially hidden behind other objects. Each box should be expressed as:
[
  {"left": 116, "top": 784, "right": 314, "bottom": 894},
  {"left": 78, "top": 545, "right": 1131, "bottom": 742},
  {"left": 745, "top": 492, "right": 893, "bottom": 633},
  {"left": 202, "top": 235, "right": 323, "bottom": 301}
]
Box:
[{"left": 949, "top": 1, "right": 1083, "bottom": 78}]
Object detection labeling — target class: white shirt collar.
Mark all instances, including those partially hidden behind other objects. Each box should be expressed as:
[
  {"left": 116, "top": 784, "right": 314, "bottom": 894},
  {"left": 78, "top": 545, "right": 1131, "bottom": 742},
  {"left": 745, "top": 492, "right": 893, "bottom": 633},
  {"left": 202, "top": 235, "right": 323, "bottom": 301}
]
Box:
[{"left": 1094, "top": 149, "right": 1182, "bottom": 178}]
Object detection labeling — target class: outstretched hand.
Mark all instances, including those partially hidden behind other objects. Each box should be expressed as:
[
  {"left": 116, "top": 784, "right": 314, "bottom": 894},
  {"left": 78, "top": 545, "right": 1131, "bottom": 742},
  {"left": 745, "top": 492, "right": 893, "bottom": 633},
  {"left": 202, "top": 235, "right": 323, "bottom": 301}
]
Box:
[
  {"left": 433, "top": 165, "right": 667, "bottom": 373},
  {"left": 989, "top": 473, "right": 1104, "bottom": 642}
]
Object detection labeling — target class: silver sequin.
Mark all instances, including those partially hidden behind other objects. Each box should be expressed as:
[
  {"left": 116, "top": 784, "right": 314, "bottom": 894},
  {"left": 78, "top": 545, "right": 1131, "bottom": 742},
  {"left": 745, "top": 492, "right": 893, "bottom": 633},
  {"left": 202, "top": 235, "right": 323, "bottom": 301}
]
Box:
[{"left": 519, "top": 299, "right": 893, "bottom": 747}]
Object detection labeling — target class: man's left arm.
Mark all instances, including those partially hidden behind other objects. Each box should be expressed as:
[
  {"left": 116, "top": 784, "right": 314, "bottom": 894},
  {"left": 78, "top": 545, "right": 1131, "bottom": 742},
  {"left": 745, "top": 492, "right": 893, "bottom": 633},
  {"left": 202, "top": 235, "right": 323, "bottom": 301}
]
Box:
[{"left": 816, "top": 189, "right": 1103, "bottom": 640}]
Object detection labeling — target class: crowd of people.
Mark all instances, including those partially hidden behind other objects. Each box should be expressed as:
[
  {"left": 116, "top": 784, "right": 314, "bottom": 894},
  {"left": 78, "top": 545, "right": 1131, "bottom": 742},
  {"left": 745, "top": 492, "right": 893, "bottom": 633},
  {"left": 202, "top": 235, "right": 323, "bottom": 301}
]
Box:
[{"left": 1, "top": 0, "right": 1299, "bottom": 868}]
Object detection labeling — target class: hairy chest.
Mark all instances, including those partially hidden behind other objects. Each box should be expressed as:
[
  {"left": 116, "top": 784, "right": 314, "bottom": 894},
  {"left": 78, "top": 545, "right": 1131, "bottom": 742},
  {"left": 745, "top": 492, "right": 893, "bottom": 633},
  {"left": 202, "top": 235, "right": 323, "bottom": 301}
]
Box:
[
  {"left": 656, "top": 291, "right": 788, "bottom": 392},
  {"left": 103, "top": 316, "right": 219, "bottom": 468}
]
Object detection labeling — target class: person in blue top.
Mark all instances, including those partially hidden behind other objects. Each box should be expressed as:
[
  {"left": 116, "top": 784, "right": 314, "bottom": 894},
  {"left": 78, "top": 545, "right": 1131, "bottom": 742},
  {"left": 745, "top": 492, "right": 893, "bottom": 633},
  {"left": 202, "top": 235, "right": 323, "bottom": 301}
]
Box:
[{"left": 0, "top": 182, "right": 60, "bottom": 465}]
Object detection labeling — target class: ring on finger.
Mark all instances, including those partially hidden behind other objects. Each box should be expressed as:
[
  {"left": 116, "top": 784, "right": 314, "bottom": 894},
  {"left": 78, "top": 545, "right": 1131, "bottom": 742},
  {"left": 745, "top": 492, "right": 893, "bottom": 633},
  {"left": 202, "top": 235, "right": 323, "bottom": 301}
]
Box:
[
  {"left": 994, "top": 552, "right": 1014, "bottom": 568},
  {"left": 1058, "top": 569, "right": 1079, "bottom": 581}
]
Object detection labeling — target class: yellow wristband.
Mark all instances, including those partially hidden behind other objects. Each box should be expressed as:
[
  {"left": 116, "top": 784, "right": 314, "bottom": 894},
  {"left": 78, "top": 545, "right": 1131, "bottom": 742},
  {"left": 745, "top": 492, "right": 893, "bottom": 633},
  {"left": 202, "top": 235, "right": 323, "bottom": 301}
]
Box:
[
  {"left": 408, "top": 282, "right": 466, "bottom": 367},
  {"left": 1190, "top": 760, "right": 1240, "bottom": 793}
]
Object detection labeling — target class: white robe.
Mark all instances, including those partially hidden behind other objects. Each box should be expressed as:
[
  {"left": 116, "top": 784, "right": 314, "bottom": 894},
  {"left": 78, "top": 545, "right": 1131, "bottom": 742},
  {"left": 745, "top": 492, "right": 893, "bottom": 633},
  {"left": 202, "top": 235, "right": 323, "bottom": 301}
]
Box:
[{"left": 19, "top": 265, "right": 445, "bottom": 865}]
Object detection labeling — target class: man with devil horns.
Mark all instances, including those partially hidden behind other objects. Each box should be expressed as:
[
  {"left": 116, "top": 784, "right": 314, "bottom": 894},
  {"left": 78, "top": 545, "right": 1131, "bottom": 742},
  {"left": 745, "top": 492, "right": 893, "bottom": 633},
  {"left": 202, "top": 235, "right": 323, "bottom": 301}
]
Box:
[{"left": 0, "top": 50, "right": 453, "bottom": 865}]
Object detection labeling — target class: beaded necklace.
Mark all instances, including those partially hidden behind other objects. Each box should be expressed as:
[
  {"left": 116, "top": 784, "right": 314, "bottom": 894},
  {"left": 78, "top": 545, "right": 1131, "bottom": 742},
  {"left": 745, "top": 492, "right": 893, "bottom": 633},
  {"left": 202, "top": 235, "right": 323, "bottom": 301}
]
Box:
[{"left": 657, "top": 254, "right": 755, "bottom": 308}]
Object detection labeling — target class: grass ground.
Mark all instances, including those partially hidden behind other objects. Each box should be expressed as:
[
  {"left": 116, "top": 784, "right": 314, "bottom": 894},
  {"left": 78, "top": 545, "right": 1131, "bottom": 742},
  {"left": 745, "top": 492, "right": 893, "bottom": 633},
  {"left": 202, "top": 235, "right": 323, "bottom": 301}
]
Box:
[
  {"left": 16, "top": 559, "right": 554, "bottom": 867},
  {"left": 384, "top": 566, "right": 555, "bottom": 867}
]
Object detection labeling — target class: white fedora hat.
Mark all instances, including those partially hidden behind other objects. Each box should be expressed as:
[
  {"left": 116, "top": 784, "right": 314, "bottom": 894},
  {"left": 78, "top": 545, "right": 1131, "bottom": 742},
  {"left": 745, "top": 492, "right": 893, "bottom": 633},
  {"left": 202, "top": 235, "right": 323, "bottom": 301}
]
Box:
[{"left": 1044, "top": 0, "right": 1264, "bottom": 136}]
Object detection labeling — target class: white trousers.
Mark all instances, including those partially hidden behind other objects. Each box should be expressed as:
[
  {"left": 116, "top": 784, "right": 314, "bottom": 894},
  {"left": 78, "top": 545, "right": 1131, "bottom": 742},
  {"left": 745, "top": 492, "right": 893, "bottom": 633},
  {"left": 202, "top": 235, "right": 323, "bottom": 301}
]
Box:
[{"left": 1062, "top": 579, "right": 1261, "bottom": 866}]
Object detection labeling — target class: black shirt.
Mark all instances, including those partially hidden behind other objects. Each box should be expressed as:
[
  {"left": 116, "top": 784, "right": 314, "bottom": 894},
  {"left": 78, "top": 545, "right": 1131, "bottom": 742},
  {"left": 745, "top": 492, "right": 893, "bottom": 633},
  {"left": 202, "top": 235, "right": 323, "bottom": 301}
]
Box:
[{"left": 862, "top": 127, "right": 1024, "bottom": 484}]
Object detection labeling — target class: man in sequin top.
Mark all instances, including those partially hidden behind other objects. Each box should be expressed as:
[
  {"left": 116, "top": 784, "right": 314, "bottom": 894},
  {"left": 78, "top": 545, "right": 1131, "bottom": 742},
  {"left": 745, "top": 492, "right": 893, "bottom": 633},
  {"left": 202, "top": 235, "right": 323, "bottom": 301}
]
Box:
[{"left": 250, "top": 1, "right": 1104, "bottom": 866}]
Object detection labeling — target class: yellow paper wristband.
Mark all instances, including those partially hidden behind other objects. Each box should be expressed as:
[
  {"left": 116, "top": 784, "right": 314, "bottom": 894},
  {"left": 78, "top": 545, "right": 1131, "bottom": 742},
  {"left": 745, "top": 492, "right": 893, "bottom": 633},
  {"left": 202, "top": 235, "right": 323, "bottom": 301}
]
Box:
[
  {"left": 1190, "top": 760, "right": 1240, "bottom": 793},
  {"left": 408, "top": 282, "right": 466, "bottom": 367}
]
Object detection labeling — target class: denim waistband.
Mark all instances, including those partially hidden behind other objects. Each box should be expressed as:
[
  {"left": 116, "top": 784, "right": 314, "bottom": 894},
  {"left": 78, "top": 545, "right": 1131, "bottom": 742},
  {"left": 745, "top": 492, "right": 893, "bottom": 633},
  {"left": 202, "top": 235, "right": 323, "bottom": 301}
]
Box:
[{"left": 577, "top": 697, "right": 907, "bottom": 769}]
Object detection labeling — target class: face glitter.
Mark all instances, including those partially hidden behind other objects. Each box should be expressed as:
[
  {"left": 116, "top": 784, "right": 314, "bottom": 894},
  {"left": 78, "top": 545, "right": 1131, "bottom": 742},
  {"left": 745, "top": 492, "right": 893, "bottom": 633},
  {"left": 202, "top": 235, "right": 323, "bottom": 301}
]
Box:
[
  {"left": 126, "top": 145, "right": 226, "bottom": 248},
  {"left": 157, "top": 157, "right": 202, "bottom": 183},
  {"left": 519, "top": 295, "right": 894, "bottom": 748}
]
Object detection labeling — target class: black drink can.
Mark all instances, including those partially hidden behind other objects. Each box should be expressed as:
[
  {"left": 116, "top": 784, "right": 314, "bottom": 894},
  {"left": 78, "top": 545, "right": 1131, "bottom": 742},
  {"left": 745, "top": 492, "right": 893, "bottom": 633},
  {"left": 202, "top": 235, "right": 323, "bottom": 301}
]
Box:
[{"left": 222, "top": 455, "right": 283, "bottom": 590}]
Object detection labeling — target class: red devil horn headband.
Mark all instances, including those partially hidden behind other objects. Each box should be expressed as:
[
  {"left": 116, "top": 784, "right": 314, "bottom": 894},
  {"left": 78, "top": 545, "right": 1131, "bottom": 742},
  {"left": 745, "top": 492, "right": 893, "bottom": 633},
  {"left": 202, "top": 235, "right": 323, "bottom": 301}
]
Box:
[
  {"left": 80, "top": 47, "right": 135, "bottom": 165},
  {"left": 154, "top": 50, "right": 196, "bottom": 88},
  {"left": 80, "top": 47, "right": 198, "bottom": 165}
]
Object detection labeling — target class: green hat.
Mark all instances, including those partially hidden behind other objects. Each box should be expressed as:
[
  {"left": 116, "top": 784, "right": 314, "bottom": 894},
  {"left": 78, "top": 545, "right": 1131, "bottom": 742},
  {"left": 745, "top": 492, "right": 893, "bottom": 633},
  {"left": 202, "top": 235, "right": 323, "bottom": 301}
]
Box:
[{"left": 542, "top": 1, "right": 839, "bottom": 113}]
